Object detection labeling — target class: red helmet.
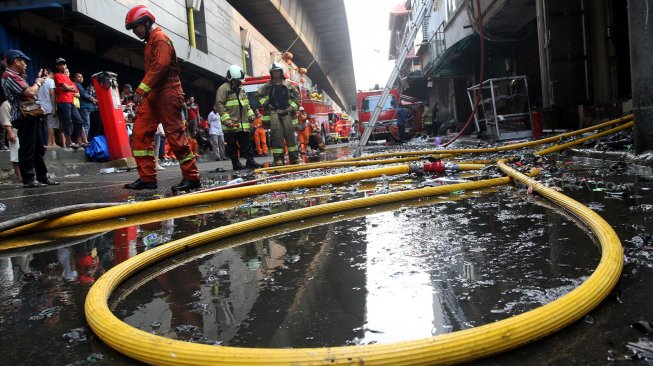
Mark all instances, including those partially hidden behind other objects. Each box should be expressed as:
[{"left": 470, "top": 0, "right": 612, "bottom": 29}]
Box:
[{"left": 125, "top": 5, "right": 156, "bottom": 30}]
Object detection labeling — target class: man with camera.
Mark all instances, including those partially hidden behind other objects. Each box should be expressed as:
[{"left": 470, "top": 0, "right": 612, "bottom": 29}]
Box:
[{"left": 1, "top": 49, "right": 59, "bottom": 188}]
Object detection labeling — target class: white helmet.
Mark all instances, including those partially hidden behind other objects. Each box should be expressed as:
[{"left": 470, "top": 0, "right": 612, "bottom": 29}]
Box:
[
  {"left": 269, "top": 62, "right": 285, "bottom": 77},
  {"left": 226, "top": 65, "right": 245, "bottom": 81}
]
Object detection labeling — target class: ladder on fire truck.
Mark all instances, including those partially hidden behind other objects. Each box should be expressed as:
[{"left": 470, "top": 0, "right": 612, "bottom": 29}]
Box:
[{"left": 353, "top": 0, "right": 435, "bottom": 157}]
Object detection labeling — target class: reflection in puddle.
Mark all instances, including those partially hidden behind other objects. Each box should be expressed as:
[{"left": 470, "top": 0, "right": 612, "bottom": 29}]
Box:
[{"left": 115, "top": 190, "right": 600, "bottom": 348}]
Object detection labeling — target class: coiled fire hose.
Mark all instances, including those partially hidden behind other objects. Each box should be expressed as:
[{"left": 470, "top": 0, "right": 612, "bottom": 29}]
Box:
[{"left": 83, "top": 158, "right": 622, "bottom": 365}]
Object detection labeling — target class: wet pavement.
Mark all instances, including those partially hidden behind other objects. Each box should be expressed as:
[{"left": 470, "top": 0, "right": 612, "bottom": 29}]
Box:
[{"left": 1, "top": 140, "right": 653, "bottom": 365}]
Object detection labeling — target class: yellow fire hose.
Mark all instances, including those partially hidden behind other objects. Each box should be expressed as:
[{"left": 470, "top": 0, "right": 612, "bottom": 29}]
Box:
[
  {"left": 254, "top": 116, "right": 633, "bottom": 174},
  {"left": 536, "top": 121, "right": 634, "bottom": 156},
  {"left": 85, "top": 173, "right": 536, "bottom": 365},
  {"left": 84, "top": 161, "right": 622, "bottom": 364},
  {"left": 0, "top": 163, "right": 480, "bottom": 239},
  {"left": 260, "top": 112, "right": 630, "bottom": 175},
  {"left": 254, "top": 114, "right": 633, "bottom": 174},
  {"left": 4, "top": 115, "right": 630, "bottom": 363},
  {"left": 1, "top": 181, "right": 381, "bottom": 250},
  {"left": 254, "top": 114, "right": 633, "bottom": 175},
  {"left": 255, "top": 155, "right": 425, "bottom": 174},
  {"left": 1, "top": 115, "right": 631, "bottom": 240}
]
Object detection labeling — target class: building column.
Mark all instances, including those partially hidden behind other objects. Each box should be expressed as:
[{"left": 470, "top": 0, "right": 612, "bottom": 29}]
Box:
[
  {"left": 627, "top": 0, "right": 653, "bottom": 154},
  {"left": 536, "top": 0, "right": 552, "bottom": 108}
]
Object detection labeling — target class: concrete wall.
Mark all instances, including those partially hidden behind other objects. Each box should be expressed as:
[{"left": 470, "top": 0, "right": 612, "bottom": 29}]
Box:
[{"left": 72, "top": 0, "right": 279, "bottom": 78}]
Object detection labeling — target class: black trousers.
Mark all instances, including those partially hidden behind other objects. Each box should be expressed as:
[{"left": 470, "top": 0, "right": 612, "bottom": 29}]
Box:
[
  {"left": 224, "top": 131, "right": 254, "bottom": 162},
  {"left": 13, "top": 117, "right": 48, "bottom": 184}
]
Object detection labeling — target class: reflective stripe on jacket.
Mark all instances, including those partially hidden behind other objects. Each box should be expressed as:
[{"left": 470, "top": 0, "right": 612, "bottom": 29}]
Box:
[
  {"left": 255, "top": 79, "right": 299, "bottom": 124},
  {"left": 213, "top": 81, "right": 254, "bottom": 133}
]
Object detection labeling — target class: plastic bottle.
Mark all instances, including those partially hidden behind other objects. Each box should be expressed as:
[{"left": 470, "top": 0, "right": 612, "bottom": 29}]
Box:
[{"left": 226, "top": 178, "right": 244, "bottom": 185}]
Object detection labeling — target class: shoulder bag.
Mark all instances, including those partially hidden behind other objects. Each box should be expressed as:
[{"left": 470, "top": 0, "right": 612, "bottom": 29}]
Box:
[{"left": 18, "top": 99, "right": 45, "bottom": 119}]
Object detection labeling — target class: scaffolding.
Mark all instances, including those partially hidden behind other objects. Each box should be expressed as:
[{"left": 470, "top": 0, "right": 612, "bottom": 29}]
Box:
[{"left": 468, "top": 76, "right": 533, "bottom": 140}]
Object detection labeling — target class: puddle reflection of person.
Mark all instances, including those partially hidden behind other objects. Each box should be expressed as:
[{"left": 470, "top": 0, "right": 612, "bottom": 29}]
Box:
[
  {"left": 156, "top": 263, "right": 203, "bottom": 338},
  {"left": 72, "top": 238, "right": 101, "bottom": 285},
  {"left": 57, "top": 248, "right": 78, "bottom": 282}
]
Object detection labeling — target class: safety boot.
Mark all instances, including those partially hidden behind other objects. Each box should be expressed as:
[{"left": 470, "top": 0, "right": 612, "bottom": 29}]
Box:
[
  {"left": 245, "top": 158, "right": 261, "bottom": 169},
  {"left": 232, "top": 159, "right": 246, "bottom": 170},
  {"left": 289, "top": 152, "right": 301, "bottom": 165},
  {"left": 171, "top": 178, "right": 201, "bottom": 191},
  {"left": 273, "top": 156, "right": 285, "bottom": 166},
  {"left": 124, "top": 179, "right": 157, "bottom": 190}
]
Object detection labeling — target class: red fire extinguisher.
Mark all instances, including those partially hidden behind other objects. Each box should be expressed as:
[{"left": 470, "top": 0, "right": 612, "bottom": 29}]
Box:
[
  {"left": 92, "top": 71, "right": 132, "bottom": 160},
  {"left": 531, "top": 111, "right": 543, "bottom": 139}
]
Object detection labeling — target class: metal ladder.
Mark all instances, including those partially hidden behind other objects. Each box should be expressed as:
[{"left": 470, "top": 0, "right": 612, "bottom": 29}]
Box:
[{"left": 353, "top": 0, "right": 435, "bottom": 157}]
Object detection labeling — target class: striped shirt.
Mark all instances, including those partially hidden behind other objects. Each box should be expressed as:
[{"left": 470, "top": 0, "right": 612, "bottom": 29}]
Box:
[{"left": 1, "top": 68, "right": 30, "bottom": 122}]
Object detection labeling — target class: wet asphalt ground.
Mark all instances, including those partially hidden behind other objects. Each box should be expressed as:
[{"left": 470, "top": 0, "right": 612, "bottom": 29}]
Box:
[{"left": 1, "top": 140, "right": 653, "bottom": 365}]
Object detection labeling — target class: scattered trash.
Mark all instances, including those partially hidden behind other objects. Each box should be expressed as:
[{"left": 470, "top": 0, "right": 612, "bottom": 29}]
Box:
[
  {"left": 86, "top": 353, "right": 104, "bottom": 363},
  {"left": 99, "top": 167, "right": 115, "bottom": 174},
  {"left": 143, "top": 233, "right": 160, "bottom": 248},
  {"left": 29, "top": 306, "right": 61, "bottom": 321},
  {"left": 632, "top": 321, "right": 653, "bottom": 334},
  {"left": 64, "top": 174, "right": 80, "bottom": 178},
  {"left": 0, "top": 203, "right": 5, "bottom": 213},
  {"left": 62, "top": 327, "right": 87, "bottom": 343},
  {"left": 627, "top": 340, "right": 653, "bottom": 359},
  {"left": 175, "top": 324, "right": 198, "bottom": 333},
  {"left": 227, "top": 178, "right": 244, "bottom": 185},
  {"left": 604, "top": 191, "right": 627, "bottom": 199}
]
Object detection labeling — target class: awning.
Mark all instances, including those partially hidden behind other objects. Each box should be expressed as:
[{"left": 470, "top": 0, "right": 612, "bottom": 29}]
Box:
[
  {"left": 0, "top": 1, "right": 68, "bottom": 13},
  {"left": 427, "top": 34, "right": 477, "bottom": 78}
]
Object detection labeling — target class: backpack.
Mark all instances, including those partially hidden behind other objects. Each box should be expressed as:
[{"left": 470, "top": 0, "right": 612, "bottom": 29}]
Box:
[{"left": 86, "top": 135, "right": 110, "bottom": 162}]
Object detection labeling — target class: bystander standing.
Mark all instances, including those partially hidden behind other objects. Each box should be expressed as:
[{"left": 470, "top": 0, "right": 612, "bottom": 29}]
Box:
[{"left": 1, "top": 49, "right": 59, "bottom": 187}]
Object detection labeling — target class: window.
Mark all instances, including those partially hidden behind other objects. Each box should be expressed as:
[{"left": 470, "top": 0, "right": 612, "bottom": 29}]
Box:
[
  {"left": 362, "top": 95, "right": 397, "bottom": 112},
  {"left": 446, "top": 0, "right": 463, "bottom": 21},
  {"left": 192, "top": 4, "right": 208, "bottom": 53}
]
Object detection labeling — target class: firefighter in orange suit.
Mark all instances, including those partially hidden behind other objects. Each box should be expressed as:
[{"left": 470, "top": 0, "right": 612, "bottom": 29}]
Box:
[
  {"left": 296, "top": 106, "right": 310, "bottom": 154},
  {"left": 251, "top": 109, "right": 268, "bottom": 156},
  {"left": 123, "top": 5, "right": 200, "bottom": 191}
]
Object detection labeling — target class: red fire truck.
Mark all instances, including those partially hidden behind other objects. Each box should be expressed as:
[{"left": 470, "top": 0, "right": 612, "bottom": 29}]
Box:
[
  {"left": 356, "top": 88, "right": 400, "bottom": 140},
  {"left": 243, "top": 75, "right": 332, "bottom": 141}
]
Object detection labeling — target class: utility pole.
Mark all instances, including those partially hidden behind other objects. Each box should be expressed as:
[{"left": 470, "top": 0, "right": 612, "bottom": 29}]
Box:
[
  {"left": 353, "top": 0, "right": 435, "bottom": 157},
  {"left": 627, "top": 0, "right": 653, "bottom": 154}
]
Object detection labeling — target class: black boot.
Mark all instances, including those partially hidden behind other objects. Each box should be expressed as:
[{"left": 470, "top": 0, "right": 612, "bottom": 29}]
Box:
[
  {"left": 273, "top": 156, "right": 285, "bottom": 166},
  {"left": 124, "top": 179, "right": 157, "bottom": 190},
  {"left": 171, "top": 178, "right": 201, "bottom": 191},
  {"left": 289, "top": 152, "right": 300, "bottom": 165},
  {"left": 245, "top": 158, "right": 261, "bottom": 169},
  {"left": 232, "top": 160, "right": 246, "bottom": 170}
]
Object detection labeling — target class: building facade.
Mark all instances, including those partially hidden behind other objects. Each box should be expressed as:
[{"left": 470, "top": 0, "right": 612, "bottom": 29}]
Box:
[
  {"left": 396, "top": 0, "right": 631, "bottom": 131},
  {"left": 0, "top": 0, "right": 356, "bottom": 113}
]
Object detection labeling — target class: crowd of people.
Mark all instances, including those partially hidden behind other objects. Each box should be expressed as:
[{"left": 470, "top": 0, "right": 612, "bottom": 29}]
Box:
[{"left": 0, "top": 51, "right": 93, "bottom": 187}]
